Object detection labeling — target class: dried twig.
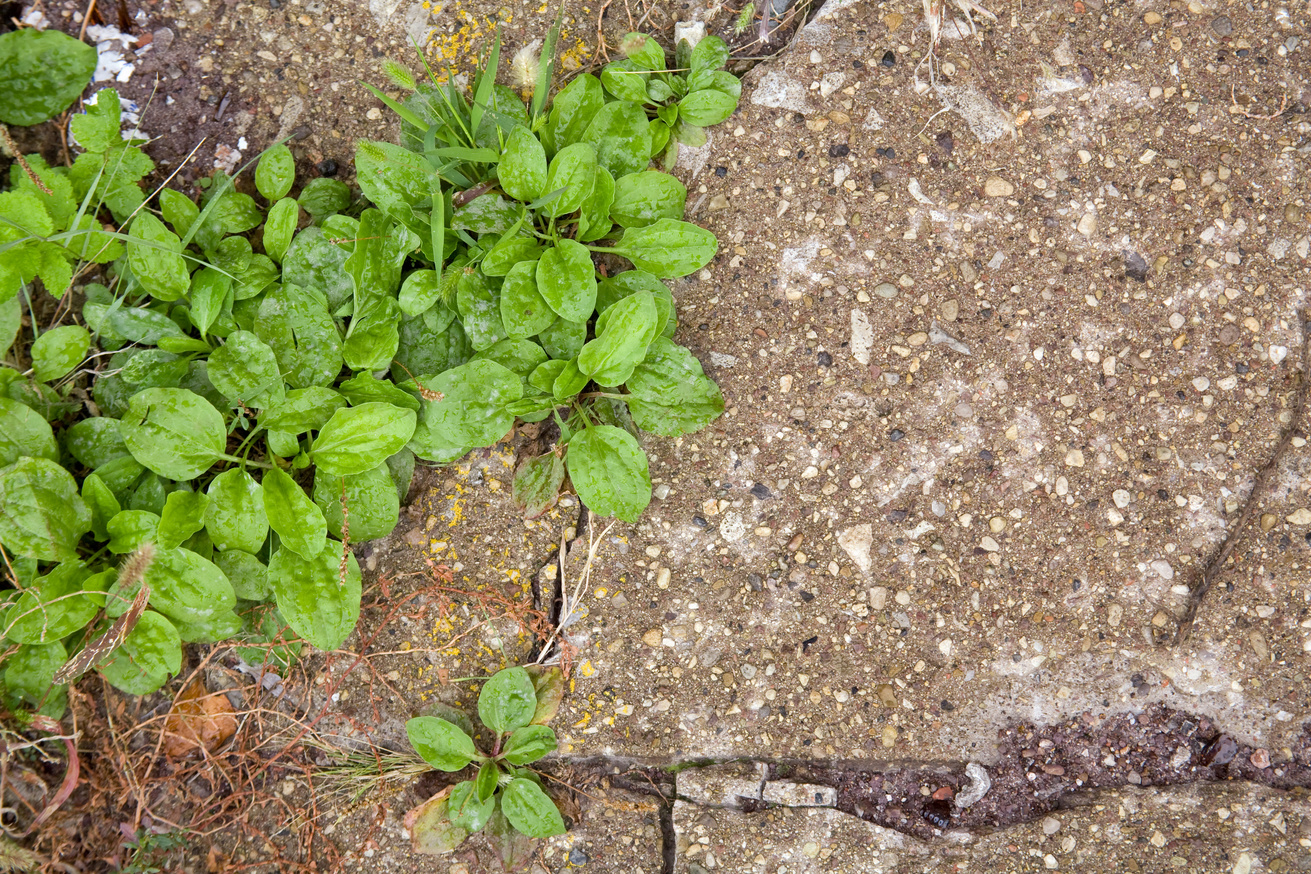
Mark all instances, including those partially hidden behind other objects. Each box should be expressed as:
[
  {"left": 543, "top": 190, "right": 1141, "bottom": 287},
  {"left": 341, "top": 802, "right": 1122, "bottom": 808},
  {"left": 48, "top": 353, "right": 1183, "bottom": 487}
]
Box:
[{"left": 1172, "top": 310, "right": 1310, "bottom": 644}]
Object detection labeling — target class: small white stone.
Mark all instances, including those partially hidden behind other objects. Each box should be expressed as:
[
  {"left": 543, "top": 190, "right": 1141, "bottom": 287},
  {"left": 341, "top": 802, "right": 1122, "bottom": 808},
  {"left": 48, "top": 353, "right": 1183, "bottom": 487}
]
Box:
[
  {"left": 1107, "top": 508, "right": 1124, "bottom": 526},
  {"left": 984, "top": 176, "right": 1014, "bottom": 197},
  {"left": 1041, "top": 816, "right": 1061, "bottom": 835},
  {"left": 1287, "top": 508, "right": 1311, "bottom": 525},
  {"left": 980, "top": 536, "right": 1000, "bottom": 552},
  {"left": 1064, "top": 449, "right": 1085, "bottom": 467},
  {"left": 1151, "top": 560, "right": 1174, "bottom": 580},
  {"left": 1169, "top": 312, "right": 1186, "bottom": 329},
  {"left": 1269, "top": 345, "right": 1289, "bottom": 365},
  {"left": 851, "top": 309, "right": 873, "bottom": 365},
  {"left": 1112, "top": 489, "right": 1131, "bottom": 508},
  {"left": 1077, "top": 212, "right": 1098, "bottom": 236},
  {"left": 1192, "top": 376, "right": 1210, "bottom": 391},
  {"left": 1218, "top": 375, "right": 1238, "bottom": 390},
  {"left": 837, "top": 524, "right": 873, "bottom": 574}
]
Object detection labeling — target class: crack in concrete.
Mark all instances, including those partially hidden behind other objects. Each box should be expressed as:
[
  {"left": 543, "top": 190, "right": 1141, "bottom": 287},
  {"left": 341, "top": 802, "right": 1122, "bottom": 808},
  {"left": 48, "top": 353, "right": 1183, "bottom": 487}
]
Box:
[{"left": 551, "top": 705, "right": 1310, "bottom": 870}]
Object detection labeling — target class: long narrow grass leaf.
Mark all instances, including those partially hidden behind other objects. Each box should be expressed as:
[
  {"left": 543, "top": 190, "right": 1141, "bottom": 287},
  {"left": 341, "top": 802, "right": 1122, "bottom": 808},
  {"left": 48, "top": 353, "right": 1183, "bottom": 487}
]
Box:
[
  {"left": 530, "top": 2, "right": 566, "bottom": 121},
  {"left": 469, "top": 29, "right": 501, "bottom": 134},
  {"left": 363, "top": 83, "right": 430, "bottom": 131}
]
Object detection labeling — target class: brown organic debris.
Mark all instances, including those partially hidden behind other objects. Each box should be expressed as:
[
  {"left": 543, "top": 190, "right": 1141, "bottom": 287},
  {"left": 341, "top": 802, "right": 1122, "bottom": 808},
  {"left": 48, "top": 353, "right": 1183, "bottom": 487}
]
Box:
[{"left": 162, "top": 680, "right": 239, "bottom": 758}]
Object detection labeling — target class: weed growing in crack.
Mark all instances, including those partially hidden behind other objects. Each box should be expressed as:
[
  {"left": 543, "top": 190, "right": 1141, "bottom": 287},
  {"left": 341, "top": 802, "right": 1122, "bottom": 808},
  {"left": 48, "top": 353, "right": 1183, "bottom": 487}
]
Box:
[{"left": 400, "top": 665, "right": 567, "bottom": 856}]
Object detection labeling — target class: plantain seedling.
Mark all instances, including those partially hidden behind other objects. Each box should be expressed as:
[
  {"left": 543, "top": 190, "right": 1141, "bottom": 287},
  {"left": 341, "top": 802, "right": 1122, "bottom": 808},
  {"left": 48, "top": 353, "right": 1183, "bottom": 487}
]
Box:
[{"left": 404, "top": 665, "right": 566, "bottom": 857}]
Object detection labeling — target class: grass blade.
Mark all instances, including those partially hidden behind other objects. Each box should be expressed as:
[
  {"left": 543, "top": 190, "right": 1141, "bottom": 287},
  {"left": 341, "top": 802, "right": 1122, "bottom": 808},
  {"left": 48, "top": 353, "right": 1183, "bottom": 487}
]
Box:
[
  {"left": 363, "top": 83, "right": 430, "bottom": 131},
  {"left": 530, "top": 1, "right": 566, "bottom": 122},
  {"left": 470, "top": 29, "right": 501, "bottom": 134}
]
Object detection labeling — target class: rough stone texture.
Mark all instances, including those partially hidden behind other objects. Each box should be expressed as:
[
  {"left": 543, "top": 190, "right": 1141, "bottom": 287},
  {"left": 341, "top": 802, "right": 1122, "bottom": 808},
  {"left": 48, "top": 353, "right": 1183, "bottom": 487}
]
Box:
[{"left": 674, "top": 781, "right": 1311, "bottom": 873}]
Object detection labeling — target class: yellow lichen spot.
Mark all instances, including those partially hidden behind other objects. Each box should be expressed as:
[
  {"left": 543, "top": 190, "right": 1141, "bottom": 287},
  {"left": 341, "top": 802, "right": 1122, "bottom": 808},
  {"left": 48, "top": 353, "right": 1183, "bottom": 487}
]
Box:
[
  {"left": 572, "top": 712, "right": 591, "bottom": 728},
  {"left": 594, "top": 587, "right": 607, "bottom": 598},
  {"left": 577, "top": 660, "right": 596, "bottom": 678}
]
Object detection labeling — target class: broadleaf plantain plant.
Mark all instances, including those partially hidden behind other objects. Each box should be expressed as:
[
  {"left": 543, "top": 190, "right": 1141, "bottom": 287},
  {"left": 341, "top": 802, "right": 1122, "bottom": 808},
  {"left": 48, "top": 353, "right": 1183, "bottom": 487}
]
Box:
[{"left": 405, "top": 665, "right": 566, "bottom": 856}]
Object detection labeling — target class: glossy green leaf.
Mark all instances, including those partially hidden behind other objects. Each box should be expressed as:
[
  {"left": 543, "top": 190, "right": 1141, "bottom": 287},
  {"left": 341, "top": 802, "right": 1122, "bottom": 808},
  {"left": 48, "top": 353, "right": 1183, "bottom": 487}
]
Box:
[
  {"left": 536, "top": 240, "right": 596, "bottom": 323},
  {"left": 399, "top": 268, "right": 445, "bottom": 317},
  {"left": 597, "top": 270, "right": 675, "bottom": 337},
  {"left": 481, "top": 234, "right": 542, "bottom": 278},
  {"left": 610, "top": 171, "right": 687, "bottom": 228},
  {"left": 338, "top": 372, "right": 421, "bottom": 412},
  {"left": 623, "top": 338, "right": 724, "bottom": 436},
  {"left": 537, "top": 317, "right": 585, "bottom": 362},
  {"left": 106, "top": 546, "right": 236, "bottom": 629},
  {"left": 690, "top": 34, "right": 730, "bottom": 74},
  {"left": 552, "top": 358, "right": 588, "bottom": 400},
  {"left": 127, "top": 213, "right": 192, "bottom": 302},
  {"left": 208, "top": 330, "right": 285, "bottom": 409},
  {"left": 0, "top": 398, "right": 58, "bottom": 465},
  {"left": 687, "top": 69, "right": 742, "bottom": 99},
  {"left": 160, "top": 187, "right": 200, "bottom": 237},
  {"left": 255, "top": 283, "right": 344, "bottom": 389},
  {"left": 311, "top": 403, "right": 417, "bottom": 477},
  {"left": 406, "top": 715, "right": 478, "bottom": 771},
  {"left": 500, "top": 778, "right": 566, "bottom": 838},
  {"left": 298, "top": 177, "right": 352, "bottom": 218},
  {"left": 205, "top": 468, "right": 268, "bottom": 553},
  {"left": 355, "top": 140, "right": 441, "bottom": 217},
  {"left": 0, "top": 457, "right": 91, "bottom": 560},
  {"left": 499, "top": 125, "right": 548, "bottom": 203},
  {"left": 106, "top": 509, "right": 158, "bottom": 554},
  {"left": 577, "top": 165, "right": 615, "bottom": 243},
  {"left": 450, "top": 193, "right": 519, "bottom": 236},
  {"left": 501, "top": 724, "right": 557, "bottom": 765},
  {"left": 98, "top": 610, "right": 182, "bottom": 696},
  {"left": 545, "top": 74, "right": 604, "bottom": 151},
  {"left": 0, "top": 29, "right": 97, "bottom": 126},
  {"left": 157, "top": 490, "right": 208, "bottom": 549},
  {"left": 408, "top": 360, "right": 521, "bottom": 460},
  {"left": 214, "top": 549, "right": 270, "bottom": 601},
  {"left": 259, "top": 386, "right": 348, "bottom": 435},
  {"left": 541, "top": 143, "right": 596, "bottom": 218},
  {"left": 281, "top": 227, "right": 354, "bottom": 313},
  {"left": 609, "top": 218, "right": 717, "bottom": 277},
  {"left": 313, "top": 463, "right": 400, "bottom": 542},
  {"left": 255, "top": 144, "right": 296, "bottom": 202},
  {"left": 600, "top": 59, "right": 650, "bottom": 104},
  {"left": 5, "top": 561, "right": 97, "bottom": 645},
  {"left": 4, "top": 641, "right": 66, "bottom": 717},
  {"left": 269, "top": 538, "right": 361, "bottom": 651},
  {"left": 119, "top": 388, "right": 227, "bottom": 481},
  {"left": 261, "top": 465, "right": 327, "bottom": 560},
  {"left": 455, "top": 268, "right": 506, "bottom": 352},
  {"left": 188, "top": 266, "right": 232, "bottom": 337},
  {"left": 566, "top": 425, "right": 651, "bottom": 522},
  {"left": 582, "top": 100, "right": 652, "bottom": 179},
  {"left": 678, "top": 88, "right": 738, "bottom": 127},
  {"left": 577, "top": 291, "right": 658, "bottom": 387},
  {"left": 262, "top": 197, "right": 300, "bottom": 263},
  {"left": 29, "top": 325, "right": 90, "bottom": 383},
  {"left": 621, "top": 31, "right": 666, "bottom": 71},
  {"left": 477, "top": 665, "right": 537, "bottom": 733},
  {"left": 528, "top": 360, "right": 567, "bottom": 395},
  {"left": 82, "top": 473, "right": 120, "bottom": 540},
  {"left": 499, "top": 260, "right": 554, "bottom": 339},
  {"left": 449, "top": 778, "right": 496, "bottom": 831}
]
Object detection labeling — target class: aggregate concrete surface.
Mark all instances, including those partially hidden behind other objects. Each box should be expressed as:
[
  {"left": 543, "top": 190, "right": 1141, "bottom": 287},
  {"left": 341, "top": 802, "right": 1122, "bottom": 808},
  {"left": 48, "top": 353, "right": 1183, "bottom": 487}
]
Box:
[{"left": 32, "top": 0, "right": 1311, "bottom": 869}]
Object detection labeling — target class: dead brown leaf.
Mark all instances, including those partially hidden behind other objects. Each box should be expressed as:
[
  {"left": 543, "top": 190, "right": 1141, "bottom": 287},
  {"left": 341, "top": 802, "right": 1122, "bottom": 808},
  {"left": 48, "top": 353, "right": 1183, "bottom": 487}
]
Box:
[{"left": 163, "top": 680, "right": 238, "bottom": 758}]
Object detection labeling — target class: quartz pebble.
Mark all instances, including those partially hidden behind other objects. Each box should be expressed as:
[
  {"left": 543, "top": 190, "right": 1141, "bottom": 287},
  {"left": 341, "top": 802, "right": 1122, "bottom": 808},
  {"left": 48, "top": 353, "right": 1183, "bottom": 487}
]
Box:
[
  {"left": 1112, "top": 489, "right": 1131, "bottom": 508},
  {"left": 984, "top": 176, "right": 1014, "bottom": 197}
]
